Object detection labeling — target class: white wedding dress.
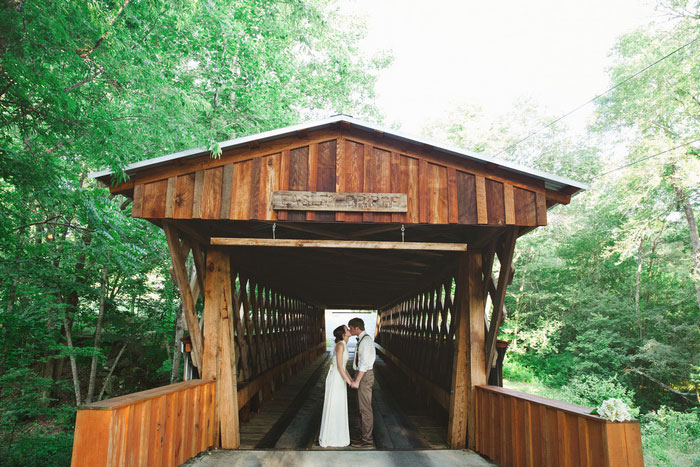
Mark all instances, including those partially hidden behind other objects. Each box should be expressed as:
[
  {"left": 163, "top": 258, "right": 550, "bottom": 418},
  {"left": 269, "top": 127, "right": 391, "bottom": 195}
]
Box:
[{"left": 319, "top": 341, "right": 350, "bottom": 447}]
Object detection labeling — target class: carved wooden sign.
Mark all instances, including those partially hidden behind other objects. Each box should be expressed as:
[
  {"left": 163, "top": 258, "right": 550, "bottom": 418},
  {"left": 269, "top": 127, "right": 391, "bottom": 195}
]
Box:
[{"left": 272, "top": 191, "right": 407, "bottom": 212}]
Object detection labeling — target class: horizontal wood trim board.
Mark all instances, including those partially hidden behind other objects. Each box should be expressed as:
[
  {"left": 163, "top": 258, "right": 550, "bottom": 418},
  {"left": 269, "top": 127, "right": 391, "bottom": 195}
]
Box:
[
  {"left": 79, "top": 379, "right": 214, "bottom": 411},
  {"left": 476, "top": 384, "right": 633, "bottom": 422},
  {"left": 272, "top": 190, "right": 407, "bottom": 212},
  {"left": 375, "top": 343, "right": 450, "bottom": 410},
  {"left": 210, "top": 238, "right": 468, "bottom": 251}
]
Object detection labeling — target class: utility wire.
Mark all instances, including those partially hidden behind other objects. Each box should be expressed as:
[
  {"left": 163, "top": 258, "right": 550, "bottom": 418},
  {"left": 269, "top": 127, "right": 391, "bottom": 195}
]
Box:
[
  {"left": 589, "top": 137, "right": 700, "bottom": 181},
  {"left": 493, "top": 34, "right": 700, "bottom": 158}
]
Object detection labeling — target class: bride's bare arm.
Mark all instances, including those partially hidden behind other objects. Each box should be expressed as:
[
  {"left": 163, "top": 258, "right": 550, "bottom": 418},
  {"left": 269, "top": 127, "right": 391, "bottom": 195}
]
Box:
[{"left": 335, "top": 343, "right": 352, "bottom": 384}]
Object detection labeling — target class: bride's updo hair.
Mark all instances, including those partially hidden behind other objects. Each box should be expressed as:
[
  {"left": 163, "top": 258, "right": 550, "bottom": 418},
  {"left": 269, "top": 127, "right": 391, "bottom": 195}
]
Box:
[{"left": 333, "top": 325, "right": 346, "bottom": 344}]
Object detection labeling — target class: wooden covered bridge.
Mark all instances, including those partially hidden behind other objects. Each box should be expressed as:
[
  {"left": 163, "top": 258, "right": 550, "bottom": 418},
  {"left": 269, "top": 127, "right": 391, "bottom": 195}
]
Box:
[{"left": 74, "top": 116, "right": 643, "bottom": 466}]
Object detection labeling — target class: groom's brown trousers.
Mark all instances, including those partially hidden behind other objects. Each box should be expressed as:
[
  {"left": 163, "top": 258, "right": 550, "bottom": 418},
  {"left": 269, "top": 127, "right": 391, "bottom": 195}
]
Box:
[{"left": 358, "top": 369, "right": 374, "bottom": 442}]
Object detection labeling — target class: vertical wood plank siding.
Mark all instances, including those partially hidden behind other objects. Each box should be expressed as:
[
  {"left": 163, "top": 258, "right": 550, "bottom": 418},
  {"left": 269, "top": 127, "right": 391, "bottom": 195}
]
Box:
[
  {"left": 132, "top": 136, "right": 547, "bottom": 226},
  {"left": 173, "top": 173, "right": 195, "bottom": 219},
  {"left": 344, "top": 140, "right": 364, "bottom": 222},
  {"left": 315, "top": 140, "right": 337, "bottom": 221},
  {"left": 475, "top": 386, "right": 645, "bottom": 467},
  {"left": 71, "top": 380, "right": 216, "bottom": 467}
]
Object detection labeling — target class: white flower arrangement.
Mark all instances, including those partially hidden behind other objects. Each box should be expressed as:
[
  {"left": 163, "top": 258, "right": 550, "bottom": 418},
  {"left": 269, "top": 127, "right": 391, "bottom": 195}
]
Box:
[{"left": 594, "top": 398, "right": 632, "bottom": 422}]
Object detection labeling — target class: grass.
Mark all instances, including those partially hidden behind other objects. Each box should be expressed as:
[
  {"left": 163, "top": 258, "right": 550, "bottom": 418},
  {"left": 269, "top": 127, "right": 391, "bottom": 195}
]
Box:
[{"left": 503, "top": 379, "right": 574, "bottom": 404}]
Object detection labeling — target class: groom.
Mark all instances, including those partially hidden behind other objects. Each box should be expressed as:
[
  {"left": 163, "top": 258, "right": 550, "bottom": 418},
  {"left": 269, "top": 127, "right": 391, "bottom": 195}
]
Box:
[{"left": 348, "top": 317, "right": 376, "bottom": 448}]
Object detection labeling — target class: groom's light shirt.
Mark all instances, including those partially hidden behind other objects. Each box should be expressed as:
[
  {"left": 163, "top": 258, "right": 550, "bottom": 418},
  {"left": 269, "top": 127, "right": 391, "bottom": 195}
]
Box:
[{"left": 353, "top": 330, "right": 376, "bottom": 372}]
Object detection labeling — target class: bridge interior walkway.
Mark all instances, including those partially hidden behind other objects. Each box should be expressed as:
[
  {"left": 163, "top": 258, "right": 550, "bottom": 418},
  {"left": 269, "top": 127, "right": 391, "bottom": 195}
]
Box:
[{"left": 232, "top": 346, "right": 452, "bottom": 451}]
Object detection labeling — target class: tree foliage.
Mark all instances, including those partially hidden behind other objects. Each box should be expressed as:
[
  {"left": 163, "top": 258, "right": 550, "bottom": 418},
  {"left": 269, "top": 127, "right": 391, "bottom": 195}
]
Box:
[
  {"left": 425, "top": 5, "right": 700, "bottom": 462},
  {"left": 0, "top": 1, "right": 386, "bottom": 464}
]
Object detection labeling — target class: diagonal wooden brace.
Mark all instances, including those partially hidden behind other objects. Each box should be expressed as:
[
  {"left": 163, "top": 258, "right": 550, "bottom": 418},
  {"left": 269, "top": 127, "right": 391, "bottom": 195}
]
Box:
[
  {"left": 164, "top": 222, "right": 204, "bottom": 370},
  {"left": 484, "top": 227, "right": 517, "bottom": 372}
]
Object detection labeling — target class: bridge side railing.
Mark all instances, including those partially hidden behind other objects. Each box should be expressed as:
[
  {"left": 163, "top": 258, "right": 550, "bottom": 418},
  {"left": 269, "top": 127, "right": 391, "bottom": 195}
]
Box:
[
  {"left": 476, "top": 385, "right": 644, "bottom": 467},
  {"left": 71, "top": 379, "right": 216, "bottom": 467}
]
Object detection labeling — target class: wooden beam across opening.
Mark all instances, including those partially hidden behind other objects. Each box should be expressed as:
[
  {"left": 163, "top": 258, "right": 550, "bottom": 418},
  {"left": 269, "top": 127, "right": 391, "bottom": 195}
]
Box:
[{"left": 210, "top": 237, "right": 467, "bottom": 251}]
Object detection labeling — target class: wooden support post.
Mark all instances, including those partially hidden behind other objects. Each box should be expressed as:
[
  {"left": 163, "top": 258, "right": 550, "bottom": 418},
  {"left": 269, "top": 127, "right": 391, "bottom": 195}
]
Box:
[
  {"left": 202, "top": 248, "right": 240, "bottom": 449},
  {"left": 447, "top": 250, "right": 486, "bottom": 449}
]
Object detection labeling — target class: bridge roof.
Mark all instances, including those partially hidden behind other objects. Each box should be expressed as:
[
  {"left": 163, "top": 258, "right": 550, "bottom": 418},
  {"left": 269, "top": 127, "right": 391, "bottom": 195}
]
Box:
[{"left": 90, "top": 115, "right": 588, "bottom": 193}]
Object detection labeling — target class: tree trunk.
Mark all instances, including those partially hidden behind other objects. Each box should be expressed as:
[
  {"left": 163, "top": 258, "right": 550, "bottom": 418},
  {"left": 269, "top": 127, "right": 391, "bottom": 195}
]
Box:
[
  {"left": 86, "top": 263, "right": 108, "bottom": 404},
  {"left": 41, "top": 234, "right": 91, "bottom": 398},
  {"left": 512, "top": 248, "right": 530, "bottom": 351},
  {"left": 63, "top": 314, "right": 81, "bottom": 406},
  {"left": 635, "top": 236, "right": 644, "bottom": 340},
  {"left": 6, "top": 277, "right": 17, "bottom": 313},
  {"left": 646, "top": 220, "right": 666, "bottom": 304},
  {"left": 97, "top": 342, "right": 128, "bottom": 401},
  {"left": 673, "top": 182, "right": 700, "bottom": 311},
  {"left": 170, "top": 305, "right": 185, "bottom": 383}
]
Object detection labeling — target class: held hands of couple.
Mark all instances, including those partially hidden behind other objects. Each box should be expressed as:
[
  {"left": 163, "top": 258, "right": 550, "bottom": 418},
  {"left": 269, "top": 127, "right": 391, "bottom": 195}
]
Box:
[{"left": 349, "top": 380, "right": 359, "bottom": 389}]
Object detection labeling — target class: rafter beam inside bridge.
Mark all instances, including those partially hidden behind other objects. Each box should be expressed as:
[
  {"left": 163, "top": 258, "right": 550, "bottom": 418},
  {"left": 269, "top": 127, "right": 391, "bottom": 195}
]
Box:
[{"left": 210, "top": 237, "right": 468, "bottom": 251}]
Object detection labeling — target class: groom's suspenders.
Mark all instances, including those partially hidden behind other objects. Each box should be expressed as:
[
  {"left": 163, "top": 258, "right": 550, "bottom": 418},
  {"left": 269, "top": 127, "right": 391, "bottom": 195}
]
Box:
[{"left": 355, "top": 334, "right": 372, "bottom": 370}]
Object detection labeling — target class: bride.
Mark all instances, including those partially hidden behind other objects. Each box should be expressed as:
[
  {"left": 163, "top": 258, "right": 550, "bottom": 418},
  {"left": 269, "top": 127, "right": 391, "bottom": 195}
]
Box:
[{"left": 319, "top": 325, "right": 353, "bottom": 447}]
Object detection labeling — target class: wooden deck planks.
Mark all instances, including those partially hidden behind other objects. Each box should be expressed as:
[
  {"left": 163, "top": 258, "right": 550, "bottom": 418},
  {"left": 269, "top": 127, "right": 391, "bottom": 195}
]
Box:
[
  {"left": 240, "top": 353, "right": 329, "bottom": 449},
  {"left": 235, "top": 352, "right": 447, "bottom": 451}
]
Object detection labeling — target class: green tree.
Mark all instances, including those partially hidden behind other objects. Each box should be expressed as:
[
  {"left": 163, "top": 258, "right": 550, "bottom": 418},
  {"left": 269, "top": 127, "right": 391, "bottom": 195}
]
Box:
[{"left": 0, "top": 1, "right": 387, "bottom": 464}]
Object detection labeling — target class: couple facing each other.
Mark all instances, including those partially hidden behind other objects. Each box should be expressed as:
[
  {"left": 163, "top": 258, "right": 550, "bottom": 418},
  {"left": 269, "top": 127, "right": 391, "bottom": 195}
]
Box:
[{"left": 319, "top": 317, "right": 376, "bottom": 448}]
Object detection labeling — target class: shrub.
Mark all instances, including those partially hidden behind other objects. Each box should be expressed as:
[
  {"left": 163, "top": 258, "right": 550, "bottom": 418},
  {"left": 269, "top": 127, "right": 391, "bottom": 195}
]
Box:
[
  {"left": 641, "top": 407, "right": 700, "bottom": 467},
  {"left": 502, "top": 357, "right": 537, "bottom": 383},
  {"left": 561, "top": 374, "right": 639, "bottom": 417},
  {"left": 1, "top": 433, "right": 73, "bottom": 467}
]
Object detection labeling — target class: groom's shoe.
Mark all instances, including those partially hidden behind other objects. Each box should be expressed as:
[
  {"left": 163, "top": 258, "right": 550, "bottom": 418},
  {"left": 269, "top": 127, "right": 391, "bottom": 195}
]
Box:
[{"left": 351, "top": 439, "right": 374, "bottom": 449}]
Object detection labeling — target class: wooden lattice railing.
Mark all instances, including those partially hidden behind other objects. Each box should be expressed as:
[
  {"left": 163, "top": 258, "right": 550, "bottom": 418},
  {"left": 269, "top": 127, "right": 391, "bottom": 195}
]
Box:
[
  {"left": 376, "top": 263, "right": 458, "bottom": 405},
  {"left": 163, "top": 223, "right": 325, "bottom": 385},
  {"left": 231, "top": 272, "right": 325, "bottom": 386}
]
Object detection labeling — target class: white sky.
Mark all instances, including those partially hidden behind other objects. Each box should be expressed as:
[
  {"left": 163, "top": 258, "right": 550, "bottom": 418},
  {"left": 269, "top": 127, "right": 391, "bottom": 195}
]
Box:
[{"left": 348, "top": 0, "right": 662, "bottom": 134}]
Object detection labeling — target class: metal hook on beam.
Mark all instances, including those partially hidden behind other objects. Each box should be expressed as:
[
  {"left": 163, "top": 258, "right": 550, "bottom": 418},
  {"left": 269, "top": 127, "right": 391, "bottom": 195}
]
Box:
[{"left": 272, "top": 223, "right": 276, "bottom": 240}]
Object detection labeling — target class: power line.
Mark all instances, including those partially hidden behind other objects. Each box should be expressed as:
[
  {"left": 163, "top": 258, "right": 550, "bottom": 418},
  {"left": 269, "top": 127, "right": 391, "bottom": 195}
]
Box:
[
  {"left": 493, "top": 34, "right": 700, "bottom": 158},
  {"left": 590, "top": 138, "right": 700, "bottom": 180}
]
